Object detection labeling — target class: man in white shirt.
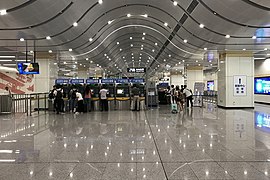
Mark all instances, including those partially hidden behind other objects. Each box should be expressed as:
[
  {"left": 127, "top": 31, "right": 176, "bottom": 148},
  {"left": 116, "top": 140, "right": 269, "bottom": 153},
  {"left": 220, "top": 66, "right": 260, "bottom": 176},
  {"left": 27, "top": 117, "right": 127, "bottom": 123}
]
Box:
[
  {"left": 100, "top": 86, "right": 109, "bottom": 111},
  {"left": 183, "top": 85, "right": 193, "bottom": 107}
]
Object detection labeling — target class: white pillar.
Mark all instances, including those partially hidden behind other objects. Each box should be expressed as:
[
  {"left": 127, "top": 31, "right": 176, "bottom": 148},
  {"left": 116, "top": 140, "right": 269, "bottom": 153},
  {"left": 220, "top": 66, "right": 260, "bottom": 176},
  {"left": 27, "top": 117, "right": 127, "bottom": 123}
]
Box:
[
  {"left": 218, "top": 52, "right": 254, "bottom": 108},
  {"left": 186, "top": 67, "right": 203, "bottom": 91}
]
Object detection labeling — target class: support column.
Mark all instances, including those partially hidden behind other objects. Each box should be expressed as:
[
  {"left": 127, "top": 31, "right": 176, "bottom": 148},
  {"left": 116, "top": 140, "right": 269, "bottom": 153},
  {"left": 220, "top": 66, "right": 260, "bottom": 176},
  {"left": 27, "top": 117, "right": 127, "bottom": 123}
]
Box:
[
  {"left": 186, "top": 67, "right": 203, "bottom": 91},
  {"left": 218, "top": 52, "right": 254, "bottom": 108}
]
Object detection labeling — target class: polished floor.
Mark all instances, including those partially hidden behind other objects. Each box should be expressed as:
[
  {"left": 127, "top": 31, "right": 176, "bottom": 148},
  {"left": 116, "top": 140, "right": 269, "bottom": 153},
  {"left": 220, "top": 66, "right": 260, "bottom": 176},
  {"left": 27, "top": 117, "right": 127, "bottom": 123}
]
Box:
[{"left": 0, "top": 103, "right": 270, "bottom": 179}]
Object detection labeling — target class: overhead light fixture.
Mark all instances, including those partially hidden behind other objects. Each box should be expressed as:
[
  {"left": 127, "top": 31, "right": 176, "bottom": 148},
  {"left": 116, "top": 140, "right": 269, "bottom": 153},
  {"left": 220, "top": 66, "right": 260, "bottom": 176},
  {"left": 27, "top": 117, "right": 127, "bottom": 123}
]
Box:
[
  {"left": 108, "top": 20, "right": 112, "bottom": 24},
  {"left": 264, "top": 48, "right": 268, "bottom": 51},
  {"left": 0, "top": 9, "right": 7, "bottom": 15},
  {"left": 117, "top": 42, "right": 119, "bottom": 45},
  {"left": 89, "top": 38, "right": 93, "bottom": 42},
  {"left": 46, "top": 36, "right": 51, "bottom": 40},
  {"left": 20, "top": 38, "right": 25, "bottom": 42},
  {"left": 204, "top": 48, "right": 208, "bottom": 51},
  {"left": 120, "top": 48, "right": 122, "bottom": 51},
  {"left": 142, "top": 37, "right": 145, "bottom": 40},
  {"left": 254, "top": 58, "right": 265, "bottom": 60},
  {"left": 86, "top": 58, "right": 89, "bottom": 61},
  {"left": 73, "top": 22, "right": 78, "bottom": 27},
  {"left": 164, "top": 22, "right": 168, "bottom": 27},
  {"left": 104, "top": 54, "right": 107, "bottom": 56},
  {"left": 48, "top": 50, "right": 52, "bottom": 53},
  {"left": 169, "top": 54, "right": 171, "bottom": 57},
  {"left": 243, "top": 48, "right": 246, "bottom": 51},
  {"left": 3, "top": 64, "right": 16, "bottom": 66},
  {"left": 155, "top": 43, "right": 158, "bottom": 46},
  {"left": 130, "top": 37, "right": 133, "bottom": 40},
  {"left": 69, "top": 48, "right": 73, "bottom": 52},
  {"left": 152, "top": 49, "right": 155, "bottom": 52},
  {"left": 0, "top": 60, "right": 13, "bottom": 62},
  {"left": 98, "top": 0, "right": 103, "bottom": 4},
  {"left": 173, "top": 1, "right": 178, "bottom": 6},
  {"left": 30, "top": 51, "right": 34, "bottom": 54},
  {"left": 0, "top": 56, "right": 15, "bottom": 58},
  {"left": 142, "top": 14, "right": 148, "bottom": 18},
  {"left": 184, "top": 39, "right": 188, "bottom": 43},
  {"left": 130, "top": 44, "right": 133, "bottom": 47},
  {"left": 252, "top": 36, "right": 257, "bottom": 39},
  {"left": 225, "top": 35, "right": 230, "bottom": 38},
  {"left": 213, "top": 12, "right": 217, "bottom": 15},
  {"left": 199, "top": 24, "right": 204, "bottom": 28},
  {"left": 127, "top": 14, "right": 131, "bottom": 17},
  {"left": 143, "top": 32, "right": 146, "bottom": 36}
]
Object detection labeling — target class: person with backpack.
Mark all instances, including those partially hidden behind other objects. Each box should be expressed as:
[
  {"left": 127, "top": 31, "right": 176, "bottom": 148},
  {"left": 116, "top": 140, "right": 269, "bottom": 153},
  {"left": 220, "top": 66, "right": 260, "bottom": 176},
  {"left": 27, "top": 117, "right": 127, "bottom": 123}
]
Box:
[
  {"left": 53, "top": 85, "right": 64, "bottom": 114},
  {"left": 183, "top": 85, "right": 193, "bottom": 108},
  {"left": 175, "top": 85, "right": 184, "bottom": 112}
]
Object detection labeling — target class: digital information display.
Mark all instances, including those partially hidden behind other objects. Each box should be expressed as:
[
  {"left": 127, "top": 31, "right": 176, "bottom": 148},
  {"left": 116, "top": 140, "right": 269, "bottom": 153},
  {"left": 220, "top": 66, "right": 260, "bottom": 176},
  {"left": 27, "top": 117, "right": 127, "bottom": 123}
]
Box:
[
  {"left": 86, "top": 79, "right": 99, "bottom": 84},
  {"left": 255, "top": 77, "right": 270, "bottom": 95},
  {"left": 70, "top": 79, "right": 84, "bottom": 84},
  {"left": 18, "top": 63, "right": 40, "bottom": 74},
  {"left": 255, "top": 112, "right": 270, "bottom": 129},
  {"left": 55, "top": 79, "right": 69, "bottom": 84},
  {"left": 207, "top": 81, "right": 214, "bottom": 91},
  {"left": 127, "top": 67, "right": 146, "bottom": 73}
]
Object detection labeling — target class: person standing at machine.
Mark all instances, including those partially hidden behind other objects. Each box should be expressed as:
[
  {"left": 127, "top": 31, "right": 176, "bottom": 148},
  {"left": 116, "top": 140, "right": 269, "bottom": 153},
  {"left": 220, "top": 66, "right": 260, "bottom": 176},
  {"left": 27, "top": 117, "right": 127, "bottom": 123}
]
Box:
[
  {"left": 54, "top": 85, "right": 64, "bottom": 114},
  {"left": 175, "top": 85, "right": 184, "bottom": 112},
  {"left": 99, "top": 86, "right": 109, "bottom": 111},
  {"left": 68, "top": 87, "right": 77, "bottom": 113},
  {"left": 183, "top": 85, "right": 193, "bottom": 108},
  {"left": 75, "top": 90, "right": 84, "bottom": 114},
  {"left": 131, "top": 84, "right": 140, "bottom": 111},
  {"left": 171, "top": 85, "right": 176, "bottom": 104},
  {"left": 165, "top": 86, "right": 171, "bottom": 105},
  {"left": 84, "top": 85, "right": 92, "bottom": 112}
]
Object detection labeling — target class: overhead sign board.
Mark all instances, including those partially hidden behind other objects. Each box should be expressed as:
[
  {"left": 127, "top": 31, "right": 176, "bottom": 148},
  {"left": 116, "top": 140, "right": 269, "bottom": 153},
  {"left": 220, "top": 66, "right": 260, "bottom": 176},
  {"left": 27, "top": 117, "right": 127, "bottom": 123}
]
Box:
[
  {"left": 55, "top": 79, "right": 69, "bottom": 84},
  {"left": 129, "top": 78, "right": 145, "bottom": 83},
  {"left": 127, "top": 67, "right": 146, "bottom": 73},
  {"left": 115, "top": 79, "right": 129, "bottom": 84},
  {"left": 101, "top": 79, "right": 115, "bottom": 84},
  {"left": 86, "top": 79, "right": 99, "bottom": 84},
  {"left": 70, "top": 79, "right": 84, "bottom": 84}
]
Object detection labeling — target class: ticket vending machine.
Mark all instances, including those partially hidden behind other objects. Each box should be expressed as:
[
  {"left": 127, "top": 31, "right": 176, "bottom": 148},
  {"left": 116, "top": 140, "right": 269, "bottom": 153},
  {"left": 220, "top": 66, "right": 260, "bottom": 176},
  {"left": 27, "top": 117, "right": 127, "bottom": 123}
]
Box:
[
  {"left": 101, "top": 79, "right": 115, "bottom": 111},
  {"left": 86, "top": 79, "right": 100, "bottom": 111},
  {"left": 115, "top": 79, "right": 130, "bottom": 110}
]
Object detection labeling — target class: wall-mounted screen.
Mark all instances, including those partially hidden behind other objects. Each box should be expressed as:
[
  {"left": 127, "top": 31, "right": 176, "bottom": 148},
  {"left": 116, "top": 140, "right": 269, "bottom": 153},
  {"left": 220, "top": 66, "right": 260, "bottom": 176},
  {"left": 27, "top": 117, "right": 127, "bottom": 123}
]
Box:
[
  {"left": 117, "top": 89, "right": 124, "bottom": 94},
  {"left": 254, "top": 77, "right": 270, "bottom": 95},
  {"left": 207, "top": 81, "right": 214, "bottom": 91},
  {"left": 18, "top": 63, "right": 39, "bottom": 74}
]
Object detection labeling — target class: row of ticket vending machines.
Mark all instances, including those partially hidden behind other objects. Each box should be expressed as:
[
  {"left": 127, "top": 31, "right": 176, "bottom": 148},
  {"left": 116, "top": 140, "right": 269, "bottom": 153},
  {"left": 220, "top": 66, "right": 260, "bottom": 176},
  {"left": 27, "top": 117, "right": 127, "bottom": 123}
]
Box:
[{"left": 55, "top": 78, "right": 146, "bottom": 111}]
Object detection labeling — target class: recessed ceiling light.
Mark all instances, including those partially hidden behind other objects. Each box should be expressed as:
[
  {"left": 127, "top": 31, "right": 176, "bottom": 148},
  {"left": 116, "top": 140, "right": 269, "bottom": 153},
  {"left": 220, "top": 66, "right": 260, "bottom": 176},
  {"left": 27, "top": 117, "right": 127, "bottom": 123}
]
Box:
[
  {"left": 46, "top": 36, "right": 51, "bottom": 40},
  {"left": 104, "top": 54, "right": 107, "bottom": 56},
  {"left": 117, "top": 42, "right": 119, "bottom": 45},
  {"left": 152, "top": 49, "right": 155, "bottom": 52},
  {"left": 182, "top": 60, "right": 185, "bottom": 62},
  {"left": 89, "top": 38, "right": 93, "bottom": 42},
  {"left": 98, "top": 0, "right": 103, "bottom": 4},
  {"left": 213, "top": 12, "right": 217, "bottom": 15},
  {"left": 69, "top": 48, "right": 73, "bottom": 52},
  {"left": 20, "top": 38, "right": 25, "bottom": 42},
  {"left": 120, "top": 48, "right": 122, "bottom": 51},
  {"left": 155, "top": 43, "right": 158, "bottom": 46},
  {"left": 108, "top": 20, "right": 112, "bottom": 24},
  {"left": 73, "top": 22, "right": 78, "bottom": 27},
  {"left": 130, "top": 37, "right": 133, "bottom": 40},
  {"left": 0, "top": 9, "right": 7, "bottom": 15},
  {"left": 30, "top": 51, "right": 34, "bottom": 54},
  {"left": 86, "top": 58, "right": 89, "bottom": 61},
  {"left": 243, "top": 48, "right": 246, "bottom": 51},
  {"left": 127, "top": 14, "right": 131, "bottom": 17},
  {"left": 90, "top": 60, "right": 93, "bottom": 63},
  {"left": 169, "top": 54, "right": 171, "bottom": 57},
  {"left": 164, "top": 22, "right": 168, "bottom": 27},
  {"left": 225, "top": 35, "right": 230, "bottom": 38},
  {"left": 164, "top": 59, "right": 166, "bottom": 62},
  {"left": 48, "top": 50, "right": 52, "bottom": 53},
  {"left": 204, "top": 48, "right": 208, "bottom": 51},
  {"left": 264, "top": 48, "right": 268, "bottom": 51},
  {"left": 199, "top": 24, "right": 204, "bottom": 28},
  {"left": 252, "top": 36, "right": 257, "bottom": 39},
  {"left": 131, "top": 44, "right": 133, "bottom": 47},
  {"left": 142, "top": 37, "right": 145, "bottom": 40},
  {"left": 142, "top": 14, "right": 148, "bottom": 18},
  {"left": 184, "top": 39, "right": 188, "bottom": 43},
  {"left": 173, "top": 1, "right": 178, "bottom": 6},
  {"left": 141, "top": 48, "right": 144, "bottom": 50},
  {"left": 143, "top": 32, "right": 146, "bottom": 36}
]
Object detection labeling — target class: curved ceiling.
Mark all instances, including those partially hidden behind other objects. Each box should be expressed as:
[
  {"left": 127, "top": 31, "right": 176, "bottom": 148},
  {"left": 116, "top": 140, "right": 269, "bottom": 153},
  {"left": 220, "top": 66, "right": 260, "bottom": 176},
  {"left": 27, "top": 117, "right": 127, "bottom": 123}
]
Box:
[{"left": 0, "top": 0, "right": 270, "bottom": 76}]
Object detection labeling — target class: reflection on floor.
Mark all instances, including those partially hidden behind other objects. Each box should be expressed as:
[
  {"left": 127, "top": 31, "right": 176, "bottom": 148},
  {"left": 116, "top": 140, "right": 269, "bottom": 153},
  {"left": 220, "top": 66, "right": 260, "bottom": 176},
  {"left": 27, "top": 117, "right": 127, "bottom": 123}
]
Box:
[{"left": 0, "top": 103, "right": 270, "bottom": 179}]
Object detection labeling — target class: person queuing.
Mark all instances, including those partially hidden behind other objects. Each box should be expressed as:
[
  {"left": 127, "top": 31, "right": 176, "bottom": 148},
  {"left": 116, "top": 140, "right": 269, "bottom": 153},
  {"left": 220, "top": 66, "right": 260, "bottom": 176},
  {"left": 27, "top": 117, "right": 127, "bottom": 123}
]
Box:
[
  {"left": 165, "top": 86, "right": 171, "bottom": 105},
  {"left": 183, "top": 85, "right": 193, "bottom": 108},
  {"left": 84, "top": 85, "right": 92, "bottom": 112},
  {"left": 75, "top": 90, "right": 84, "bottom": 114},
  {"left": 170, "top": 85, "right": 176, "bottom": 104},
  {"left": 68, "top": 87, "right": 77, "bottom": 113},
  {"left": 99, "top": 86, "right": 109, "bottom": 111},
  {"left": 175, "top": 85, "right": 185, "bottom": 112},
  {"left": 131, "top": 84, "right": 140, "bottom": 111},
  {"left": 53, "top": 85, "right": 64, "bottom": 114}
]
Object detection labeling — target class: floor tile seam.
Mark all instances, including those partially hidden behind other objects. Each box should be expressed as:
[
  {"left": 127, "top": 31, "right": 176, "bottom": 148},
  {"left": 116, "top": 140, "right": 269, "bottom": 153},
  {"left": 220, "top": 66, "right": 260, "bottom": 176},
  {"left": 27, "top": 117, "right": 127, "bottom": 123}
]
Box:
[
  {"left": 144, "top": 111, "right": 169, "bottom": 180},
  {"left": 64, "top": 163, "right": 79, "bottom": 180},
  {"left": 246, "top": 161, "right": 270, "bottom": 178}
]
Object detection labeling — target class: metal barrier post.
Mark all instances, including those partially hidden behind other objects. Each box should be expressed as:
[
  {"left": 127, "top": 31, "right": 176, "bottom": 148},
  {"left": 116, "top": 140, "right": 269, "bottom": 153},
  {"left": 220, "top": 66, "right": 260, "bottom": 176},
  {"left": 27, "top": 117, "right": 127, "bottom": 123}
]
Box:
[
  {"left": 29, "top": 94, "right": 32, "bottom": 116},
  {"left": 37, "top": 94, "right": 39, "bottom": 114},
  {"left": 44, "top": 93, "right": 47, "bottom": 113}
]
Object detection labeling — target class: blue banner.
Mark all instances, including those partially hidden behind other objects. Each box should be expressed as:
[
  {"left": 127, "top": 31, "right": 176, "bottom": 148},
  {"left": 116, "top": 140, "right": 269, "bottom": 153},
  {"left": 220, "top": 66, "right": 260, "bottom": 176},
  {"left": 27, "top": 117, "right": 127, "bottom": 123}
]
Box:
[
  {"left": 70, "top": 79, "right": 84, "bottom": 84},
  {"left": 101, "top": 79, "right": 115, "bottom": 84},
  {"left": 115, "top": 79, "right": 129, "bottom": 84},
  {"left": 86, "top": 79, "right": 99, "bottom": 84},
  {"left": 55, "top": 79, "right": 69, "bottom": 84},
  {"left": 129, "top": 78, "right": 145, "bottom": 83}
]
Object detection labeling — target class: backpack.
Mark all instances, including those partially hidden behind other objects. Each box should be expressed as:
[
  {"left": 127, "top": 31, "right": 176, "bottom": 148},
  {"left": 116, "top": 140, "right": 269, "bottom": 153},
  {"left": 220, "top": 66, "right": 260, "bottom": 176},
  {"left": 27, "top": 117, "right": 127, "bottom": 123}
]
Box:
[
  {"left": 49, "top": 90, "right": 54, "bottom": 99},
  {"left": 56, "top": 90, "right": 63, "bottom": 99}
]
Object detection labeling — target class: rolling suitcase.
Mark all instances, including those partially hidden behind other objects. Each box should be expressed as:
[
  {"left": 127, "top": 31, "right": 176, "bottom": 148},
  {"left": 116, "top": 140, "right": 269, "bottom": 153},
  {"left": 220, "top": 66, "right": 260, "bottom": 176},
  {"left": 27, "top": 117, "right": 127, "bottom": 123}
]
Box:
[{"left": 171, "top": 103, "right": 178, "bottom": 114}]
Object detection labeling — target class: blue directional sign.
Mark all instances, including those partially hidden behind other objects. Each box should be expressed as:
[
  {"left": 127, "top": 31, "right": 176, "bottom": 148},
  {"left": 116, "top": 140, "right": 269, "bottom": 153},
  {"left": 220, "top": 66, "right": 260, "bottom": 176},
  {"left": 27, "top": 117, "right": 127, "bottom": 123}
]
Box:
[
  {"left": 115, "top": 79, "right": 129, "bottom": 84},
  {"left": 129, "top": 78, "right": 145, "bottom": 83},
  {"left": 101, "top": 79, "right": 115, "bottom": 84},
  {"left": 86, "top": 79, "right": 99, "bottom": 84},
  {"left": 70, "top": 79, "right": 84, "bottom": 84},
  {"left": 55, "top": 79, "right": 69, "bottom": 84}
]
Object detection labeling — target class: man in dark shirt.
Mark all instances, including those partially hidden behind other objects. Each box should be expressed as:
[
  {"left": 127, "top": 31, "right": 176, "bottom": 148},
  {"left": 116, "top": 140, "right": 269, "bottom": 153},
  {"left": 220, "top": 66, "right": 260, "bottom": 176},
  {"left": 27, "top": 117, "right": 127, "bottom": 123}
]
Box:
[{"left": 131, "top": 85, "right": 140, "bottom": 111}]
